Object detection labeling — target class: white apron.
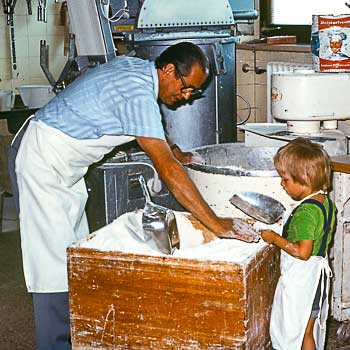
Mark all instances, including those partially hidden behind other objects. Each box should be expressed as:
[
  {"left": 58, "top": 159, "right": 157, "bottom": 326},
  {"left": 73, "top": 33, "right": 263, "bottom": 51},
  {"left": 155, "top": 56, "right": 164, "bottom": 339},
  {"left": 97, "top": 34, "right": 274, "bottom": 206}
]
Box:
[
  {"left": 270, "top": 193, "right": 332, "bottom": 350},
  {"left": 15, "top": 120, "right": 134, "bottom": 292}
]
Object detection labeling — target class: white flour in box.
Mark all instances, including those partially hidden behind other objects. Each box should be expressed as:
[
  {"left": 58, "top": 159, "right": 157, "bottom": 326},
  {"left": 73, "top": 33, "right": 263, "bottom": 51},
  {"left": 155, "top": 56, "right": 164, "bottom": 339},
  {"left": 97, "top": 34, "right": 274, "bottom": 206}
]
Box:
[{"left": 311, "top": 14, "right": 350, "bottom": 72}]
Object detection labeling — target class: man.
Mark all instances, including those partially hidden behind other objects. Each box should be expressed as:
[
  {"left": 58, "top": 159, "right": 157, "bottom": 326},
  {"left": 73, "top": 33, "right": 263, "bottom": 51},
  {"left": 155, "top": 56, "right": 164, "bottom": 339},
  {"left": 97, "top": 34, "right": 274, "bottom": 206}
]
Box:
[{"left": 9, "top": 42, "right": 254, "bottom": 350}]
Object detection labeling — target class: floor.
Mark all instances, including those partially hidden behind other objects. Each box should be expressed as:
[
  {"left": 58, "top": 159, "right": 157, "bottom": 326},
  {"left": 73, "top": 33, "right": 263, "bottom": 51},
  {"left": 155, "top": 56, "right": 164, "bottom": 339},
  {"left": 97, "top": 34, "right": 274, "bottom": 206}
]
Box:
[{"left": 0, "top": 194, "right": 349, "bottom": 350}]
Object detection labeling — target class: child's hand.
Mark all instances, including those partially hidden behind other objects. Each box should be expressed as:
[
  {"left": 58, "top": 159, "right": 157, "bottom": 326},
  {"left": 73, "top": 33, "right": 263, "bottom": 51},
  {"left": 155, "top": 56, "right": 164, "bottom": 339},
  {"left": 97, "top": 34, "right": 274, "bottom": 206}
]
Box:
[{"left": 260, "top": 229, "right": 278, "bottom": 244}]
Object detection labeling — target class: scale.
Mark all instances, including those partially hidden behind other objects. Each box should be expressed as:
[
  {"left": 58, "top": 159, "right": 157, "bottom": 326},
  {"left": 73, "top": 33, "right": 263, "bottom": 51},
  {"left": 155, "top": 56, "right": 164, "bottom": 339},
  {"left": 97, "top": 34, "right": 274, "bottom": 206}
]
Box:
[{"left": 240, "top": 68, "right": 350, "bottom": 157}]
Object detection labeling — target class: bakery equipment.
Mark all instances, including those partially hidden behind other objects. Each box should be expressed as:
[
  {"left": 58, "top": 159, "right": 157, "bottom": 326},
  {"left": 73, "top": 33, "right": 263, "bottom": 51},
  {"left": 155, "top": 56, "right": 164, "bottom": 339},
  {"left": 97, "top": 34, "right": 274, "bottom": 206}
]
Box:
[
  {"left": 241, "top": 63, "right": 350, "bottom": 157},
  {"left": 230, "top": 191, "right": 285, "bottom": 224},
  {"left": 271, "top": 69, "right": 350, "bottom": 134}
]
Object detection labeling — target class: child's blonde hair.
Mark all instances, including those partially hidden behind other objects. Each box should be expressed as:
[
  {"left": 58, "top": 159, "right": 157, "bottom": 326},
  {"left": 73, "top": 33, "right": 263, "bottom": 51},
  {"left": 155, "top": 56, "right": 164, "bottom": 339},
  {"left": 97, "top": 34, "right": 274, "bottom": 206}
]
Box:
[{"left": 274, "top": 138, "right": 331, "bottom": 192}]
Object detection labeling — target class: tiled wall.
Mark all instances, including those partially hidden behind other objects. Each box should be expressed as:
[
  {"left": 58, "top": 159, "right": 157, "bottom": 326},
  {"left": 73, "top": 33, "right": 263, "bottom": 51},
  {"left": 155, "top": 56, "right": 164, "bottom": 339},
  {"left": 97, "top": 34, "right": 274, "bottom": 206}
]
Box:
[
  {"left": 236, "top": 47, "right": 313, "bottom": 141},
  {"left": 0, "top": 0, "right": 66, "bottom": 91}
]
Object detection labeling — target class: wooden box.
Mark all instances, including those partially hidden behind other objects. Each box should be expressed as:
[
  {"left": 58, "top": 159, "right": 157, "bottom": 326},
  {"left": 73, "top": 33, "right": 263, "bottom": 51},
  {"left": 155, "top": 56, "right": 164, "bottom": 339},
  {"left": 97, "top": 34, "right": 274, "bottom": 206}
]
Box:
[{"left": 67, "top": 242, "right": 279, "bottom": 350}]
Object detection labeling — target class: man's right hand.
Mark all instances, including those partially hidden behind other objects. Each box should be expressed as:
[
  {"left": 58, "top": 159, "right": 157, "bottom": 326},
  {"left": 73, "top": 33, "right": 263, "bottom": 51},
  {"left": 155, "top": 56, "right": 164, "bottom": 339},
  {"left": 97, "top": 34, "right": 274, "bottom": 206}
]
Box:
[{"left": 214, "top": 217, "right": 260, "bottom": 243}]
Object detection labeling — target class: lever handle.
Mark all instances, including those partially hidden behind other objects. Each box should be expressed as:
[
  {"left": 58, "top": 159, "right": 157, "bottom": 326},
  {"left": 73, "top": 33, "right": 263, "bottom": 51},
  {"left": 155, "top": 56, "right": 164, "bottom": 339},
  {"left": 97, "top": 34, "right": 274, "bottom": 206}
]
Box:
[
  {"left": 138, "top": 175, "right": 152, "bottom": 204},
  {"left": 242, "top": 63, "right": 266, "bottom": 74}
]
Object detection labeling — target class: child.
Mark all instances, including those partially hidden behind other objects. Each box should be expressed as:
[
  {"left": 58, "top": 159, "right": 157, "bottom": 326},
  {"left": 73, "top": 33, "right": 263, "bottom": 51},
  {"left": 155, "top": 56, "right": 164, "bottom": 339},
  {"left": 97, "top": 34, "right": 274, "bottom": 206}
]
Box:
[{"left": 260, "top": 138, "right": 336, "bottom": 350}]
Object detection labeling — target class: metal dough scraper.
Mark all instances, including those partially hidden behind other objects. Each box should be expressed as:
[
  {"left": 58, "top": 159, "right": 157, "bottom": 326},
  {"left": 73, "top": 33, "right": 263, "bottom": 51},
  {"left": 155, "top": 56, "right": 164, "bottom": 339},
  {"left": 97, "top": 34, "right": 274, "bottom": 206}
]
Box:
[{"left": 230, "top": 191, "right": 285, "bottom": 224}]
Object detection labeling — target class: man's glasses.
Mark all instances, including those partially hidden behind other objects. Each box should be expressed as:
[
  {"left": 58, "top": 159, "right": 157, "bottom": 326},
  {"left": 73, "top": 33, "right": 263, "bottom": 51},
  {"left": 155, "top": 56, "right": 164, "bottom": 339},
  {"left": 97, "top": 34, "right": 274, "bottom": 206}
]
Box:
[{"left": 174, "top": 65, "right": 203, "bottom": 97}]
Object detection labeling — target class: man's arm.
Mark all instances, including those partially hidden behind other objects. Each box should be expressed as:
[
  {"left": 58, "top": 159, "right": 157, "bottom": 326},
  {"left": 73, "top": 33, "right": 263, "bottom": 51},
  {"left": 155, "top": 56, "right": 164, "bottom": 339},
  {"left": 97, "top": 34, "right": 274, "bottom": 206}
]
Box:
[
  {"left": 164, "top": 133, "right": 204, "bottom": 165},
  {"left": 136, "top": 136, "right": 235, "bottom": 237}
]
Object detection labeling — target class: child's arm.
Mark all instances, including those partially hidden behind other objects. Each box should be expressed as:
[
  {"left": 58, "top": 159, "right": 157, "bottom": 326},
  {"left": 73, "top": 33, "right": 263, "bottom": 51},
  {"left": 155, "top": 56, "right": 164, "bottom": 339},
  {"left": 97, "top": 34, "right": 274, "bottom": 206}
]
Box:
[{"left": 261, "top": 230, "right": 313, "bottom": 260}]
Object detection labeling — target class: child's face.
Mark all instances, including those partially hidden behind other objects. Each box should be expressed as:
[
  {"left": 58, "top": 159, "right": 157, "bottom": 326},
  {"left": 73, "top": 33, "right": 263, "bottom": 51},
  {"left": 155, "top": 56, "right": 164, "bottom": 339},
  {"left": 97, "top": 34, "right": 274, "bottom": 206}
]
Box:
[{"left": 278, "top": 171, "right": 311, "bottom": 201}]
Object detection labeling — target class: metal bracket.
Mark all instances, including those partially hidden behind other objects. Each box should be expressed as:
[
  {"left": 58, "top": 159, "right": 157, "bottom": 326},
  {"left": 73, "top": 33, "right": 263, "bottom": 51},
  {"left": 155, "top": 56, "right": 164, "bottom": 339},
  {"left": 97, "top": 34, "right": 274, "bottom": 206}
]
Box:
[
  {"left": 211, "top": 42, "right": 226, "bottom": 76},
  {"left": 40, "top": 34, "right": 81, "bottom": 94}
]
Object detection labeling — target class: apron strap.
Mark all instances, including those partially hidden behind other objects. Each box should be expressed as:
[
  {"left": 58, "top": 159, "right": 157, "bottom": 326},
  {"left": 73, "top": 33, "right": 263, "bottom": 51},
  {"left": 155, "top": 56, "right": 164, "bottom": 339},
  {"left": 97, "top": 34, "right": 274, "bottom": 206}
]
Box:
[{"left": 282, "top": 204, "right": 301, "bottom": 238}]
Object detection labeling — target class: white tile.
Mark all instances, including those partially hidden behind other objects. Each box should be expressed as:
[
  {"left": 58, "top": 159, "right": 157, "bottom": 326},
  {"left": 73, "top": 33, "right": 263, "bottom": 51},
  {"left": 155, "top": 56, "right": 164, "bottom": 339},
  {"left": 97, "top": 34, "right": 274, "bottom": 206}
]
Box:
[
  {"left": 0, "top": 38, "right": 10, "bottom": 59},
  {"left": 46, "top": 35, "right": 65, "bottom": 57},
  {"left": 13, "top": 15, "right": 28, "bottom": 38},
  {"left": 13, "top": 1, "right": 30, "bottom": 15},
  {"left": 12, "top": 37, "right": 29, "bottom": 58},
  {"left": 0, "top": 59, "right": 11, "bottom": 80},
  {"left": 30, "top": 77, "right": 50, "bottom": 85},
  {"left": 49, "top": 55, "right": 67, "bottom": 80},
  {"left": 47, "top": 0, "right": 64, "bottom": 15},
  {"left": 236, "top": 49, "right": 254, "bottom": 62},
  {"left": 255, "top": 84, "right": 267, "bottom": 110},
  {"left": 28, "top": 57, "right": 43, "bottom": 78},
  {"left": 237, "top": 60, "right": 255, "bottom": 85},
  {"left": 28, "top": 57, "right": 52, "bottom": 84},
  {"left": 236, "top": 84, "right": 255, "bottom": 109},
  {"left": 255, "top": 108, "right": 268, "bottom": 123},
  {"left": 27, "top": 14, "right": 47, "bottom": 36},
  {"left": 0, "top": 80, "right": 14, "bottom": 90},
  {"left": 0, "top": 14, "right": 8, "bottom": 34},
  {"left": 12, "top": 76, "right": 29, "bottom": 89},
  {"left": 11, "top": 57, "right": 29, "bottom": 82},
  {"left": 46, "top": 15, "right": 64, "bottom": 35},
  {"left": 28, "top": 36, "right": 46, "bottom": 57}
]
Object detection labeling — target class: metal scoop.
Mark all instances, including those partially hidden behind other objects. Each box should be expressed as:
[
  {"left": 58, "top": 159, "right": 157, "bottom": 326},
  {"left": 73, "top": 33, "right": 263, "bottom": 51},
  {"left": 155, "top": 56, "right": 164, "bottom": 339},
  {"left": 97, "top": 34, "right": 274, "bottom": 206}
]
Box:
[
  {"left": 138, "top": 175, "right": 180, "bottom": 254},
  {"left": 229, "top": 191, "right": 285, "bottom": 224}
]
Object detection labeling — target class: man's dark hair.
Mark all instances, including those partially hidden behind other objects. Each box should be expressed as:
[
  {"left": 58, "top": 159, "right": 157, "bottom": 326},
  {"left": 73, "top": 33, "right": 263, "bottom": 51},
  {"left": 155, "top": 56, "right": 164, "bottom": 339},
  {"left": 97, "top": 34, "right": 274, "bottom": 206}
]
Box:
[{"left": 155, "top": 42, "right": 210, "bottom": 77}]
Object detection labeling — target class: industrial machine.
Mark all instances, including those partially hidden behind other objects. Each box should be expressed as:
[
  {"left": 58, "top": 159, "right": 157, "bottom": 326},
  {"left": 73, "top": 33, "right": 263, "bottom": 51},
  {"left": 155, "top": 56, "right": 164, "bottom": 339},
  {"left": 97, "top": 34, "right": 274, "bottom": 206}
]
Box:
[
  {"left": 271, "top": 69, "right": 350, "bottom": 134},
  {"left": 241, "top": 65, "right": 350, "bottom": 157}
]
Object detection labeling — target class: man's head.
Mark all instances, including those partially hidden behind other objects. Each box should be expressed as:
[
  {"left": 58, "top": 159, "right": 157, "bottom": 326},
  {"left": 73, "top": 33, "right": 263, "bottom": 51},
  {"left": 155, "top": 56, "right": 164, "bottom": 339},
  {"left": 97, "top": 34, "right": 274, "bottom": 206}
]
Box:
[{"left": 155, "top": 42, "right": 210, "bottom": 106}]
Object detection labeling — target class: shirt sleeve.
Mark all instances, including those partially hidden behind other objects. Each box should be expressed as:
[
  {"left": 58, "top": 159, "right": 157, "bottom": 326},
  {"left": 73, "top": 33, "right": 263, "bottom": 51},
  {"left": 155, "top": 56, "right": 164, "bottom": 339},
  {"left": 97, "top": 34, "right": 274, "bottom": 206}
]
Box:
[
  {"left": 122, "top": 94, "right": 166, "bottom": 140},
  {"left": 287, "top": 204, "right": 322, "bottom": 242}
]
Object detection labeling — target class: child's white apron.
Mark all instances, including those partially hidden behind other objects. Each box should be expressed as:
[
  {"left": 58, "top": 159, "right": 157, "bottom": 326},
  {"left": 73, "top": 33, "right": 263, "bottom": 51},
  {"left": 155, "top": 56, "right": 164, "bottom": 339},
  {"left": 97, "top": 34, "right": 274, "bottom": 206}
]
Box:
[
  {"left": 15, "top": 120, "right": 134, "bottom": 293},
  {"left": 270, "top": 192, "right": 332, "bottom": 350}
]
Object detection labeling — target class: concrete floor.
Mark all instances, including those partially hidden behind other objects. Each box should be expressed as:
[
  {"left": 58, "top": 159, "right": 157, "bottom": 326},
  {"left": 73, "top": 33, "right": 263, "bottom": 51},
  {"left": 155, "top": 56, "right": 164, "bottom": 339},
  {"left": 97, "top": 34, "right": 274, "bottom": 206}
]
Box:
[{"left": 0, "top": 195, "right": 349, "bottom": 350}]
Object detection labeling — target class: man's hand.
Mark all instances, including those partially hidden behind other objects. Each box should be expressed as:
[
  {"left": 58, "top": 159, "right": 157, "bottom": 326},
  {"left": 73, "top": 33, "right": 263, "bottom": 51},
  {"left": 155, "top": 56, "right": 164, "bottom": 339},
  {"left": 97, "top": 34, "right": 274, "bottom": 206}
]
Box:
[
  {"left": 216, "top": 218, "right": 260, "bottom": 243},
  {"left": 172, "top": 146, "right": 205, "bottom": 165}
]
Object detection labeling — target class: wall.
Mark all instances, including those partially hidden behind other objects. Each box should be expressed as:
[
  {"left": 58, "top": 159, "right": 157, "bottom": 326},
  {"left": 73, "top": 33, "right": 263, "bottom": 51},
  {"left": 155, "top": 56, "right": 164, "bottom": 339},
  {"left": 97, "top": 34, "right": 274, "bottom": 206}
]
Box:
[
  {"left": 0, "top": 0, "right": 66, "bottom": 91},
  {"left": 236, "top": 45, "right": 313, "bottom": 141}
]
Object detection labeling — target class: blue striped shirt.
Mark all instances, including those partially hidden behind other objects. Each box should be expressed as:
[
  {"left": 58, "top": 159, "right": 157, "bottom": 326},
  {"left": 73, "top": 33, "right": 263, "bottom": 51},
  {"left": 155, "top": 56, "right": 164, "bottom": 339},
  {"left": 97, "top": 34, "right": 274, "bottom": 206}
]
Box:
[{"left": 34, "top": 56, "right": 165, "bottom": 140}]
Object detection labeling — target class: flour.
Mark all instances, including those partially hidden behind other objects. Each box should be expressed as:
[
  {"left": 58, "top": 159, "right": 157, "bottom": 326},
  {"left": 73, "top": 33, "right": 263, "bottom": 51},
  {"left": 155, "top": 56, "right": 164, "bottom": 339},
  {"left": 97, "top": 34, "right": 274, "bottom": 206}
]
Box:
[{"left": 78, "top": 210, "right": 280, "bottom": 265}]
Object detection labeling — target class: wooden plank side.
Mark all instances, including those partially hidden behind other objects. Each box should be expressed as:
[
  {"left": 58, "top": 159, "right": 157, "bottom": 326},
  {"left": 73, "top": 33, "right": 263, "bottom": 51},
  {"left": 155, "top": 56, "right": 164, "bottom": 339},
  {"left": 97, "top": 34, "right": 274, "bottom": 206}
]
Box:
[
  {"left": 244, "top": 245, "right": 280, "bottom": 350},
  {"left": 68, "top": 247, "right": 248, "bottom": 350}
]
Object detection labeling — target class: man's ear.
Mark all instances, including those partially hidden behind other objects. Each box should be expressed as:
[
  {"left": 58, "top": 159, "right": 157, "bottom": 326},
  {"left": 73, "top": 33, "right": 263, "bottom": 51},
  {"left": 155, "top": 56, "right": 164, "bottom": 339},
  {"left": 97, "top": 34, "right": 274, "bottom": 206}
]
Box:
[{"left": 163, "top": 63, "right": 175, "bottom": 76}]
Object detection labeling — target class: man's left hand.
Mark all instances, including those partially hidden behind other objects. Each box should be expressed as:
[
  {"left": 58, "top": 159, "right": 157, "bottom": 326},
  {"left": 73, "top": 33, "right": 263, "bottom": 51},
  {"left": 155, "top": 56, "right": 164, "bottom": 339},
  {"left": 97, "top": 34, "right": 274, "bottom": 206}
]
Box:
[{"left": 173, "top": 149, "right": 205, "bottom": 165}]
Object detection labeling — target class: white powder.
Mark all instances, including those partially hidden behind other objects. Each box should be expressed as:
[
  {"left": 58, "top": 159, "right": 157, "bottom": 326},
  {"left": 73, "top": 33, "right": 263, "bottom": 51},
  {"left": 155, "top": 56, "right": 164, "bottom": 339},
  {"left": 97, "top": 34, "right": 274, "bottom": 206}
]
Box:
[{"left": 78, "top": 210, "right": 280, "bottom": 266}]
